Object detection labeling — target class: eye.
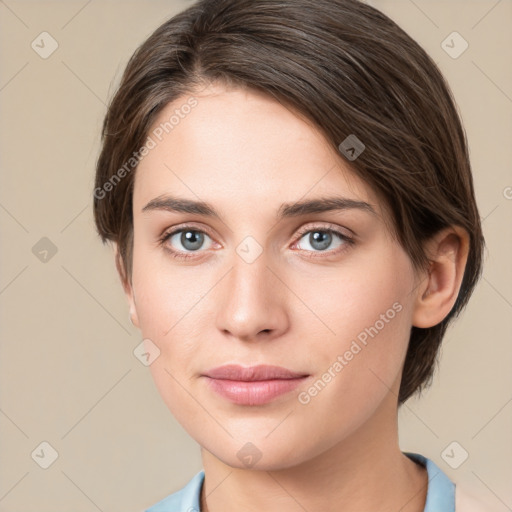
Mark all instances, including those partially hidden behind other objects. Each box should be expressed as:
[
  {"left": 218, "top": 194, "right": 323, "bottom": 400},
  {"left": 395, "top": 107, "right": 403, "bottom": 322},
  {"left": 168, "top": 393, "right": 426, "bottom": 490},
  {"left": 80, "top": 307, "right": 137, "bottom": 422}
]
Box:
[
  {"left": 293, "top": 225, "right": 354, "bottom": 256},
  {"left": 159, "top": 226, "right": 214, "bottom": 259},
  {"left": 158, "top": 223, "right": 354, "bottom": 261}
]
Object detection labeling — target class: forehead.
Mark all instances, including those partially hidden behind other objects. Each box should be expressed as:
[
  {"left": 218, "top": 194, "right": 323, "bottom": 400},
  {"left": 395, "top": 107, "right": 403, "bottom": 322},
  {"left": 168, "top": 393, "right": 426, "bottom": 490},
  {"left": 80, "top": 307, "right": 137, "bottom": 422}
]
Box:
[{"left": 133, "top": 83, "right": 383, "bottom": 219}]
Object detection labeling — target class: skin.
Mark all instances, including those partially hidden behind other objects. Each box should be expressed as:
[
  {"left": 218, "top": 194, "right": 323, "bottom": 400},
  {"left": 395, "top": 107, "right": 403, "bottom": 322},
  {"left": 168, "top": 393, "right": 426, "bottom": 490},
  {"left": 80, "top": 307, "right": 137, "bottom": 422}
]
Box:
[{"left": 116, "top": 82, "right": 469, "bottom": 512}]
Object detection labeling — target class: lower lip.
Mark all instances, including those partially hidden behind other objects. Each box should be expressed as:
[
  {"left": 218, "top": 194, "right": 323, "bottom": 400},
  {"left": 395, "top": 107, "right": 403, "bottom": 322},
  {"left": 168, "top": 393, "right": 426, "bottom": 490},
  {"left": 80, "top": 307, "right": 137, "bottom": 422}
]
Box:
[{"left": 204, "top": 377, "right": 308, "bottom": 405}]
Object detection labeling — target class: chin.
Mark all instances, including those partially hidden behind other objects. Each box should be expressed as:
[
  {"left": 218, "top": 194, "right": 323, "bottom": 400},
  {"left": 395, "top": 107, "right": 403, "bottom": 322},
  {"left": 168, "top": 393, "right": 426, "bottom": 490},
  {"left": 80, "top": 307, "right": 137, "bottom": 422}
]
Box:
[{"left": 203, "top": 436, "right": 313, "bottom": 472}]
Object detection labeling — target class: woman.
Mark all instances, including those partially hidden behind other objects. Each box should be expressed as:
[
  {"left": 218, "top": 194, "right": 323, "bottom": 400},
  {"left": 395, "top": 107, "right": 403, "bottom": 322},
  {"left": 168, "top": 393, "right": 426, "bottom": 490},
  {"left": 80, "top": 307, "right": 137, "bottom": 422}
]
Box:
[{"left": 93, "top": 0, "right": 489, "bottom": 510}]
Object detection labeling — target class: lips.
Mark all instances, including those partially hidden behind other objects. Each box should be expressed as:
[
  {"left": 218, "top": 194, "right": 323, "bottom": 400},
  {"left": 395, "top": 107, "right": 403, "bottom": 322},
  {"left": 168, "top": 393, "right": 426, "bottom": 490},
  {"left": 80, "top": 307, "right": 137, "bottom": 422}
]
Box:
[
  {"left": 203, "top": 364, "right": 308, "bottom": 381},
  {"left": 202, "top": 364, "right": 310, "bottom": 405}
]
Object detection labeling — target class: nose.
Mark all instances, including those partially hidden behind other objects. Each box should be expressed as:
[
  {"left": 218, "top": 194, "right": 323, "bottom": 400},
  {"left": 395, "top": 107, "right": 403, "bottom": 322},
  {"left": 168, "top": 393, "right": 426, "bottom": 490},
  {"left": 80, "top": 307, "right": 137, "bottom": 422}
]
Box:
[{"left": 214, "top": 249, "right": 290, "bottom": 342}]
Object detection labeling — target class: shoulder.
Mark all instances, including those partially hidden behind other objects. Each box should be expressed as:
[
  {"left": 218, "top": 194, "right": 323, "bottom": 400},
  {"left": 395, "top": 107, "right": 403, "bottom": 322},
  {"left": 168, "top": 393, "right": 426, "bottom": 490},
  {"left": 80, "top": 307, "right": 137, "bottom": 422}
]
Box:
[
  {"left": 144, "top": 470, "right": 205, "bottom": 512},
  {"left": 455, "top": 482, "right": 500, "bottom": 512}
]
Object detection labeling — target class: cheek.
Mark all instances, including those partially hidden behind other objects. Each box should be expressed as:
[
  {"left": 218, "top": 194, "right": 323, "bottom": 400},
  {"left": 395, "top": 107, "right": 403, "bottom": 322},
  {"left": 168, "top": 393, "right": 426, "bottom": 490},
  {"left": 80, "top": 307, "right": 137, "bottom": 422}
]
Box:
[
  {"left": 302, "top": 246, "right": 415, "bottom": 398},
  {"left": 302, "top": 242, "right": 414, "bottom": 352},
  {"left": 291, "top": 274, "right": 413, "bottom": 449},
  {"left": 130, "top": 241, "right": 224, "bottom": 405},
  {"left": 131, "top": 246, "right": 206, "bottom": 344}
]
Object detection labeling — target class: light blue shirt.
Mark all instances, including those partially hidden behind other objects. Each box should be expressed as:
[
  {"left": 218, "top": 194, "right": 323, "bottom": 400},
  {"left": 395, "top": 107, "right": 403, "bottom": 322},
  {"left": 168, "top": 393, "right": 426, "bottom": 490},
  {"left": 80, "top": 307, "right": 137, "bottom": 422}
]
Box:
[{"left": 146, "top": 452, "right": 455, "bottom": 512}]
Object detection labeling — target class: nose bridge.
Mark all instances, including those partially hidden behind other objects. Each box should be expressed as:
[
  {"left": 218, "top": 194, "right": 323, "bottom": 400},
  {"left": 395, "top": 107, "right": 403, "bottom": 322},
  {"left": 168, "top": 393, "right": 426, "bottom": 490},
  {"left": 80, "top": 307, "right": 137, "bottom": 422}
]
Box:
[
  {"left": 215, "top": 244, "right": 287, "bottom": 340},
  {"left": 231, "top": 249, "right": 272, "bottom": 301}
]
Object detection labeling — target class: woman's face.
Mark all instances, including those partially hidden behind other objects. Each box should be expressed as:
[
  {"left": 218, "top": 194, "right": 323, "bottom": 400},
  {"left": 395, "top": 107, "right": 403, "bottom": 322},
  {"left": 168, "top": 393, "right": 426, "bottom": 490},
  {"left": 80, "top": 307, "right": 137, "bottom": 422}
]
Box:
[{"left": 126, "top": 82, "right": 419, "bottom": 470}]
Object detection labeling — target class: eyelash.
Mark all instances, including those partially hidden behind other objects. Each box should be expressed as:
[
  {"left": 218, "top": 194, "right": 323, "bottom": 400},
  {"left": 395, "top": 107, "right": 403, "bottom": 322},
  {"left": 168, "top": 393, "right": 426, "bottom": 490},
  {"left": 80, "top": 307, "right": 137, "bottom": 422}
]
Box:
[{"left": 157, "top": 222, "right": 355, "bottom": 261}]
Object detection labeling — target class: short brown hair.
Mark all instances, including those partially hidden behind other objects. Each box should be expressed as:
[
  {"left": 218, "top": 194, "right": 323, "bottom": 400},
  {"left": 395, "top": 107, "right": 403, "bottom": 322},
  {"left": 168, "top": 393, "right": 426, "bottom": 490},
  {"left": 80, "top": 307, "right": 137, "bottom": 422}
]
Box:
[{"left": 93, "top": 0, "right": 484, "bottom": 404}]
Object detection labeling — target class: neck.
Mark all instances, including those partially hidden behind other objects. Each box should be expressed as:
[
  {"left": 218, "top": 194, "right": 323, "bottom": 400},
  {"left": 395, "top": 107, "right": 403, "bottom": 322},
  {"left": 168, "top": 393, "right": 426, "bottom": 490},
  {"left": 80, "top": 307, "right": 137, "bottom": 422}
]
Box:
[{"left": 200, "top": 392, "right": 428, "bottom": 512}]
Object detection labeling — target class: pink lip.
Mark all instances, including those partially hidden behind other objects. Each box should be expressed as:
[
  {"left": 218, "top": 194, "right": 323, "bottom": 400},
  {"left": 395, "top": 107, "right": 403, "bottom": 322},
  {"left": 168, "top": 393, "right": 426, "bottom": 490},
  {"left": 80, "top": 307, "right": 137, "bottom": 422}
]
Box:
[{"left": 202, "top": 364, "right": 309, "bottom": 405}]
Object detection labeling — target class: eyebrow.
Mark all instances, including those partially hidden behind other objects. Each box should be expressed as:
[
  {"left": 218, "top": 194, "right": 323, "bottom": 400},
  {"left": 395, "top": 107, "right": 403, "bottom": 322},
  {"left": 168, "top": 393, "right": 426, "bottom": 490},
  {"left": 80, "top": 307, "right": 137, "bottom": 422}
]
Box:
[{"left": 141, "top": 194, "right": 377, "bottom": 219}]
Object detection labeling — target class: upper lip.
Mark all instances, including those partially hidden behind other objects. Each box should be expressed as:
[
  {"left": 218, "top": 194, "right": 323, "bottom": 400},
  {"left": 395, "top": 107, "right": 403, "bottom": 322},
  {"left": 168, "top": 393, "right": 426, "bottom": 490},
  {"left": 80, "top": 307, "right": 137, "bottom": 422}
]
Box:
[{"left": 203, "top": 364, "right": 308, "bottom": 381}]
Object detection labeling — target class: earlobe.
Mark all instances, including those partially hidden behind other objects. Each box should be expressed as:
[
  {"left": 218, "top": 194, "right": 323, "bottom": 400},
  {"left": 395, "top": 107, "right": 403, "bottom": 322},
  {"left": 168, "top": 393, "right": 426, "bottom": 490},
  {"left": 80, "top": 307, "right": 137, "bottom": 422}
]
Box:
[
  {"left": 113, "top": 243, "right": 140, "bottom": 329},
  {"left": 412, "top": 227, "right": 470, "bottom": 328},
  {"left": 129, "top": 307, "right": 140, "bottom": 328}
]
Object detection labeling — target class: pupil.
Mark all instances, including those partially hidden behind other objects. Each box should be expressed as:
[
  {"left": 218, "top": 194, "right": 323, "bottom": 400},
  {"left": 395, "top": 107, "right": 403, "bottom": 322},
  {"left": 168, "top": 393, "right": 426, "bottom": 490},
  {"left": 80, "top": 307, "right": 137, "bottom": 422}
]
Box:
[
  {"left": 310, "top": 231, "right": 331, "bottom": 251},
  {"left": 182, "top": 230, "right": 203, "bottom": 251}
]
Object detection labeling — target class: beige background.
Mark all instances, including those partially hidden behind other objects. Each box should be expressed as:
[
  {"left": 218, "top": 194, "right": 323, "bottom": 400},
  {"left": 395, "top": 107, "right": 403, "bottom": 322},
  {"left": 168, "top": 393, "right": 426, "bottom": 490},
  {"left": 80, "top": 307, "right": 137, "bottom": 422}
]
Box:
[{"left": 0, "top": 0, "right": 510, "bottom": 510}]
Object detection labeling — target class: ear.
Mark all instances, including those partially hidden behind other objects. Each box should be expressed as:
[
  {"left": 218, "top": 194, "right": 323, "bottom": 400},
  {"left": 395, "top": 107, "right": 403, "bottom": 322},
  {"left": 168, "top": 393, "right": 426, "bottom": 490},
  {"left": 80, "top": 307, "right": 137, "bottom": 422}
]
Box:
[
  {"left": 412, "top": 226, "right": 470, "bottom": 328},
  {"left": 113, "top": 243, "right": 140, "bottom": 329}
]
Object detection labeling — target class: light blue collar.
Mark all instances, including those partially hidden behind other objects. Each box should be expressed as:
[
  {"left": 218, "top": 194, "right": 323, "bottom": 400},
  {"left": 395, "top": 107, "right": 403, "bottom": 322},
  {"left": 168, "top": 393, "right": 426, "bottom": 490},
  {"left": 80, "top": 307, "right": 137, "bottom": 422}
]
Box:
[
  {"left": 146, "top": 451, "right": 455, "bottom": 511},
  {"left": 404, "top": 451, "right": 455, "bottom": 512}
]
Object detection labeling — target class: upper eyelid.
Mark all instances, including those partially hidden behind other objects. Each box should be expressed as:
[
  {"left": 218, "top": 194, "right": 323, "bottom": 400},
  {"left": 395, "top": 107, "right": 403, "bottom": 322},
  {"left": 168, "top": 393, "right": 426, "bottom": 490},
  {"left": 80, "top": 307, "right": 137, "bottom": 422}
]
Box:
[
  {"left": 295, "top": 222, "right": 354, "bottom": 238},
  {"left": 163, "top": 222, "right": 215, "bottom": 240}
]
